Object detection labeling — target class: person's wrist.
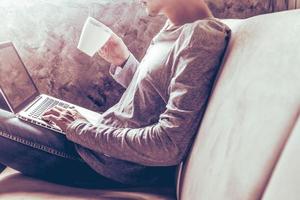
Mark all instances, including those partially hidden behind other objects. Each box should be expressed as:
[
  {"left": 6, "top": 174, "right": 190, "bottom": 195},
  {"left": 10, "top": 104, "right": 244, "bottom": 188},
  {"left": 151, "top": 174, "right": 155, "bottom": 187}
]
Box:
[{"left": 65, "top": 118, "right": 89, "bottom": 135}]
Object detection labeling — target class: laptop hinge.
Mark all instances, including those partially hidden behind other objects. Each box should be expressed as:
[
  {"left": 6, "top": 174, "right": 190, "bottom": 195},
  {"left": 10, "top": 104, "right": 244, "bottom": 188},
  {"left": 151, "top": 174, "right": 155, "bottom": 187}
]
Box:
[{"left": 23, "top": 95, "right": 42, "bottom": 113}]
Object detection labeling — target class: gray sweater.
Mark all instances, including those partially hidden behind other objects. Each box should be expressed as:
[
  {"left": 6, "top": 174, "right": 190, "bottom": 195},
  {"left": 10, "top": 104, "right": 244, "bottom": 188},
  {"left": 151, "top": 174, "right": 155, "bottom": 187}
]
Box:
[{"left": 66, "top": 18, "right": 230, "bottom": 186}]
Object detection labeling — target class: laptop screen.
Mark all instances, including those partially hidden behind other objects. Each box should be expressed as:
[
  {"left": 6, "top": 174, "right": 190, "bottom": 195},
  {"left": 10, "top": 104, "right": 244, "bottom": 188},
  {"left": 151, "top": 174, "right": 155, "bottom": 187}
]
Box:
[{"left": 0, "top": 42, "right": 38, "bottom": 112}]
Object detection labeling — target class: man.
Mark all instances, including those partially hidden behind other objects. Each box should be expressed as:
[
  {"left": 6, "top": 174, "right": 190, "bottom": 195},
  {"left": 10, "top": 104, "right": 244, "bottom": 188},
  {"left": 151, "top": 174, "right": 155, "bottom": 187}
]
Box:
[{"left": 0, "top": 0, "right": 230, "bottom": 187}]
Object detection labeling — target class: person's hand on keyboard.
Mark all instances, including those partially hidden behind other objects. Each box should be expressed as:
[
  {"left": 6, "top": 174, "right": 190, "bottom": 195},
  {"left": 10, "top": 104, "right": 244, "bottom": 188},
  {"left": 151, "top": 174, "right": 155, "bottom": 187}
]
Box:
[{"left": 41, "top": 106, "right": 88, "bottom": 132}]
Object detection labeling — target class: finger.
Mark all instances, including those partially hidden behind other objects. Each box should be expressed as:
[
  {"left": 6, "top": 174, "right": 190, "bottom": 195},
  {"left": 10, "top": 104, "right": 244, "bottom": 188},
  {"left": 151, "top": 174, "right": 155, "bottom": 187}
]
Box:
[
  {"left": 58, "top": 116, "right": 70, "bottom": 123},
  {"left": 66, "top": 109, "right": 85, "bottom": 121},
  {"left": 65, "top": 113, "right": 75, "bottom": 121},
  {"left": 68, "top": 108, "right": 79, "bottom": 114},
  {"left": 98, "top": 47, "right": 104, "bottom": 55},
  {"left": 43, "top": 115, "right": 70, "bottom": 132},
  {"left": 65, "top": 107, "right": 76, "bottom": 113},
  {"left": 53, "top": 106, "right": 69, "bottom": 116},
  {"left": 99, "top": 42, "right": 107, "bottom": 52},
  {"left": 54, "top": 106, "right": 65, "bottom": 111},
  {"left": 60, "top": 108, "right": 76, "bottom": 118},
  {"left": 41, "top": 114, "right": 59, "bottom": 124},
  {"left": 65, "top": 110, "right": 72, "bottom": 115},
  {"left": 42, "top": 107, "right": 61, "bottom": 117}
]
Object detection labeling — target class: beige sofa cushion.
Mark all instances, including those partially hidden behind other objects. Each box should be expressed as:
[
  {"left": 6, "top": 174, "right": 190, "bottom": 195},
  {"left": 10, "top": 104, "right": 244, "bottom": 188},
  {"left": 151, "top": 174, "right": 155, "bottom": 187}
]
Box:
[
  {"left": 262, "top": 115, "right": 300, "bottom": 200},
  {"left": 179, "top": 9, "right": 300, "bottom": 200},
  {"left": 0, "top": 168, "right": 175, "bottom": 200}
]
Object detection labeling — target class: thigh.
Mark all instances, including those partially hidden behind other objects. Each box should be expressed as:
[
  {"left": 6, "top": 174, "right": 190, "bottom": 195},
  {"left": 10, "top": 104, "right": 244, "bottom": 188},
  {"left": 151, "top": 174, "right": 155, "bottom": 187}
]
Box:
[{"left": 0, "top": 109, "right": 122, "bottom": 188}]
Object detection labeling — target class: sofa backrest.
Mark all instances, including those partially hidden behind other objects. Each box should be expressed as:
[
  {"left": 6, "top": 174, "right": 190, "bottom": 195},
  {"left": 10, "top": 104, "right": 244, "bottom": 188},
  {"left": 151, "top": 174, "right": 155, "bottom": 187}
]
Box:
[
  {"left": 262, "top": 115, "right": 300, "bottom": 200},
  {"left": 177, "top": 9, "right": 300, "bottom": 200}
]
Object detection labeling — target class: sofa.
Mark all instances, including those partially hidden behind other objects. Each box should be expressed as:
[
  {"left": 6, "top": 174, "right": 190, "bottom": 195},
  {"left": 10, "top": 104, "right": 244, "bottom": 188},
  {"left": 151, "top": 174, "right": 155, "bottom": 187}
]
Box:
[{"left": 0, "top": 9, "right": 299, "bottom": 200}]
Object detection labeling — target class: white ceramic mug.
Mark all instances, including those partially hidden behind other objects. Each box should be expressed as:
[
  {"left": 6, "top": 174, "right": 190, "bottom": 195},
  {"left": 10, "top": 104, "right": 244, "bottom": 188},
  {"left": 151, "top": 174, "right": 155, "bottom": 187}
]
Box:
[{"left": 77, "top": 17, "right": 112, "bottom": 57}]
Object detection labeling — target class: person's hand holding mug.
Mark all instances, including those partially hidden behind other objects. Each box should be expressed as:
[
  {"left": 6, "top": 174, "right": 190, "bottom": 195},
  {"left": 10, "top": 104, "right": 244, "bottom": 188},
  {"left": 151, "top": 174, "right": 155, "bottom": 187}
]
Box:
[
  {"left": 98, "top": 33, "right": 130, "bottom": 67},
  {"left": 77, "top": 17, "right": 130, "bottom": 66}
]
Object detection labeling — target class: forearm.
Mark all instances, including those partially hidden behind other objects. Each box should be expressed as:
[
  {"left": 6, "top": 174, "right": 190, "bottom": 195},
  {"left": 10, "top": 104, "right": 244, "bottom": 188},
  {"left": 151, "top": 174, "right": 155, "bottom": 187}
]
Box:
[{"left": 66, "top": 120, "right": 183, "bottom": 166}]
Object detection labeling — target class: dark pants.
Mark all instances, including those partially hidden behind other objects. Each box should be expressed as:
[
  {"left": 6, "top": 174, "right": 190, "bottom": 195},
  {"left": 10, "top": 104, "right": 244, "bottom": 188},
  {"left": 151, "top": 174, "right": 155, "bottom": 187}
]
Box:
[{"left": 0, "top": 107, "right": 124, "bottom": 188}]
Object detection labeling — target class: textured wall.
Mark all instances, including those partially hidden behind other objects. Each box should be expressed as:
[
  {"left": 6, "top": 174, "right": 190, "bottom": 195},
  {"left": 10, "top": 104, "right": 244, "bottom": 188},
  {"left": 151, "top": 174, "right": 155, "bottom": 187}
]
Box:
[
  {"left": 0, "top": 0, "right": 165, "bottom": 112},
  {"left": 206, "top": 0, "right": 271, "bottom": 18},
  {"left": 206, "top": 0, "right": 300, "bottom": 18},
  {"left": 0, "top": 0, "right": 294, "bottom": 111}
]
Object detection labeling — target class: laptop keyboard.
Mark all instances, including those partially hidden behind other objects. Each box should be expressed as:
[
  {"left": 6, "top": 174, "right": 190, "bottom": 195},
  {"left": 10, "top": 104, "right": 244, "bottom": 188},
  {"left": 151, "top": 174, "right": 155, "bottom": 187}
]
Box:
[{"left": 28, "top": 97, "right": 70, "bottom": 119}]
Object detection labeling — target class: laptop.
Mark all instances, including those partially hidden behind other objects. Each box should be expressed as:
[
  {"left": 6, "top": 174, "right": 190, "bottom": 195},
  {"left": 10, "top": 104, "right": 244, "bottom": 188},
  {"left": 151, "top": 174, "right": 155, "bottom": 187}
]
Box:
[{"left": 0, "top": 41, "right": 102, "bottom": 134}]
